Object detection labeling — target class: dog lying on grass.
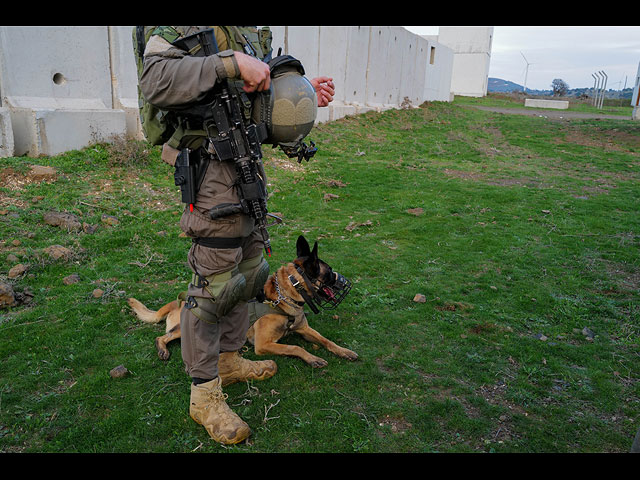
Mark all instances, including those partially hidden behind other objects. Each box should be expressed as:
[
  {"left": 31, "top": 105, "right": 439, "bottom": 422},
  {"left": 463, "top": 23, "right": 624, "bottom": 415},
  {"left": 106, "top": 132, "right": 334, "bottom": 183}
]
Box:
[{"left": 128, "top": 236, "right": 357, "bottom": 367}]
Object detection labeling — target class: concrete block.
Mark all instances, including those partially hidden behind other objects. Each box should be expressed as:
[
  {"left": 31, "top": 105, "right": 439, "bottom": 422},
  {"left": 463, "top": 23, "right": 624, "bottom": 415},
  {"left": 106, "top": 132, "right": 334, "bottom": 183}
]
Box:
[
  {"left": 11, "top": 108, "right": 127, "bottom": 157},
  {"left": 286, "top": 26, "right": 320, "bottom": 80},
  {"left": 329, "top": 103, "right": 357, "bottom": 121},
  {"left": 423, "top": 40, "right": 454, "bottom": 102},
  {"left": 318, "top": 26, "right": 349, "bottom": 104},
  {"left": 0, "top": 108, "right": 15, "bottom": 157},
  {"left": 343, "top": 27, "right": 370, "bottom": 106},
  {"left": 108, "top": 26, "right": 144, "bottom": 139},
  {"left": 524, "top": 98, "right": 569, "bottom": 110},
  {"left": 366, "top": 27, "right": 398, "bottom": 106},
  {"left": 0, "top": 27, "right": 113, "bottom": 108},
  {"left": 353, "top": 103, "right": 378, "bottom": 115},
  {"left": 315, "top": 107, "right": 331, "bottom": 124},
  {"left": 398, "top": 28, "right": 418, "bottom": 105}
]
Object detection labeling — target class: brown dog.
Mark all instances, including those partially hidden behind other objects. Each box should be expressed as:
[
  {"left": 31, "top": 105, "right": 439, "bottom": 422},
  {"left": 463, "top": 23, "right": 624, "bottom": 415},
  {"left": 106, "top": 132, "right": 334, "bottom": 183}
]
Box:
[{"left": 127, "top": 236, "right": 357, "bottom": 367}]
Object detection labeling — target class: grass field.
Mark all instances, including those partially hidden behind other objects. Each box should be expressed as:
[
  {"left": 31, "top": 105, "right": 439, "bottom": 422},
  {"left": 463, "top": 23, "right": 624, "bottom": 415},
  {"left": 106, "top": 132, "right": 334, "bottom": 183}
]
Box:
[{"left": 1, "top": 97, "right": 638, "bottom": 453}]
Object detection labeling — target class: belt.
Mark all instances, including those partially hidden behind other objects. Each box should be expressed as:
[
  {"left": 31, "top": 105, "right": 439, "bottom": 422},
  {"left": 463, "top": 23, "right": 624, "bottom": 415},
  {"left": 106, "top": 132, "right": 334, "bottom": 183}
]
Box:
[{"left": 192, "top": 237, "right": 243, "bottom": 249}]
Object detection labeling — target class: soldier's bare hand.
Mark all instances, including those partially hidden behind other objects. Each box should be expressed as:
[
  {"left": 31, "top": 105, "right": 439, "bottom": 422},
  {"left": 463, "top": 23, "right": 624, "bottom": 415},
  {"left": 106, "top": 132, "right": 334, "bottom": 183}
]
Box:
[
  {"left": 310, "top": 76, "right": 335, "bottom": 107},
  {"left": 234, "top": 52, "right": 271, "bottom": 93}
]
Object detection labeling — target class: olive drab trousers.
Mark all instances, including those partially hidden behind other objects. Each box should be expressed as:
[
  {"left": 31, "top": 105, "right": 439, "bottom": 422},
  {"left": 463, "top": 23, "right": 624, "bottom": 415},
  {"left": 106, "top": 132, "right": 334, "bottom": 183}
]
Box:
[{"left": 178, "top": 149, "right": 266, "bottom": 381}]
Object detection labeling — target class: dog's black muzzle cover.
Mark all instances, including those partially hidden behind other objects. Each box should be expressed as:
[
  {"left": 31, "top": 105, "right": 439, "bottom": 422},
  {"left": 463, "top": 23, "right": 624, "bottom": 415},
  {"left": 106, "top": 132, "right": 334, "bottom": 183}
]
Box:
[
  {"left": 291, "top": 266, "right": 352, "bottom": 313},
  {"left": 316, "top": 272, "right": 352, "bottom": 310}
]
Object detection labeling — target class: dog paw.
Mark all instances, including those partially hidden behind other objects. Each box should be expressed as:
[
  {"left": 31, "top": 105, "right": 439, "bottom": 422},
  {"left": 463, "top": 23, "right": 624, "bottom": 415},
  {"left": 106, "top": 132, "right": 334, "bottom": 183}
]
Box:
[
  {"left": 341, "top": 349, "right": 358, "bottom": 361},
  {"left": 157, "top": 350, "right": 171, "bottom": 361},
  {"left": 332, "top": 347, "right": 358, "bottom": 361},
  {"left": 308, "top": 356, "right": 328, "bottom": 368},
  {"left": 155, "top": 339, "right": 170, "bottom": 361}
]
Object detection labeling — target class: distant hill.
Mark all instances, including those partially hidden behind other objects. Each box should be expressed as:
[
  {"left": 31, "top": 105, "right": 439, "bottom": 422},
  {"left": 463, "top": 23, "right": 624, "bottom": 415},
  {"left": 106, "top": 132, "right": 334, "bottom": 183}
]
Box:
[
  {"left": 488, "top": 78, "right": 524, "bottom": 93},
  {"left": 488, "top": 77, "right": 550, "bottom": 96},
  {"left": 488, "top": 77, "right": 633, "bottom": 100}
]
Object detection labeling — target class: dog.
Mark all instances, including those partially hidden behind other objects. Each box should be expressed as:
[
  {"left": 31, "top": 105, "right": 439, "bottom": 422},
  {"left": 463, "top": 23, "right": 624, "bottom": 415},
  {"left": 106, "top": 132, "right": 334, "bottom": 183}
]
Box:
[{"left": 127, "top": 236, "right": 357, "bottom": 368}]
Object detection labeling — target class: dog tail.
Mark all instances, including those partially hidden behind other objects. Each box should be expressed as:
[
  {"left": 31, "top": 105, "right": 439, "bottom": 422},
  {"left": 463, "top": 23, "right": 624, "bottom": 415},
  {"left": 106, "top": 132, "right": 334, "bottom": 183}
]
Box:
[{"left": 127, "top": 297, "right": 177, "bottom": 324}]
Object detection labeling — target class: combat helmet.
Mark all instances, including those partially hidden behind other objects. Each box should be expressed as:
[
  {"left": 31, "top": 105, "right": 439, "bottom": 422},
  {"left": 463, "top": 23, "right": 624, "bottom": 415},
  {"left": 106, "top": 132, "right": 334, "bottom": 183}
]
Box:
[{"left": 252, "top": 55, "right": 318, "bottom": 159}]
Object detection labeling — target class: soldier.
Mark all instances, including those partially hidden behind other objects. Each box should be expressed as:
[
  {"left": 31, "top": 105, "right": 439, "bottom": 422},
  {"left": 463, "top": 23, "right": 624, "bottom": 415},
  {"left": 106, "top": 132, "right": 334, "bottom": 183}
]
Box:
[{"left": 134, "top": 26, "right": 334, "bottom": 444}]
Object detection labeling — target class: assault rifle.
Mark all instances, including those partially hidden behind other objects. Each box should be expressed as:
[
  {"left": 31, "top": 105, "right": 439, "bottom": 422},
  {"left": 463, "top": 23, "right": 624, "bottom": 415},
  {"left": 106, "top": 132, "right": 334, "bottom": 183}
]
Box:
[
  {"left": 170, "top": 29, "right": 278, "bottom": 256},
  {"left": 203, "top": 85, "right": 275, "bottom": 256}
]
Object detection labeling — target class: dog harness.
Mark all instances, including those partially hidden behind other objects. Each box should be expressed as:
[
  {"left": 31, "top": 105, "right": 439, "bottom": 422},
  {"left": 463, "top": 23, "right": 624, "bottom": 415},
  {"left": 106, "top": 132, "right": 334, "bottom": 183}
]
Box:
[{"left": 250, "top": 270, "right": 307, "bottom": 332}]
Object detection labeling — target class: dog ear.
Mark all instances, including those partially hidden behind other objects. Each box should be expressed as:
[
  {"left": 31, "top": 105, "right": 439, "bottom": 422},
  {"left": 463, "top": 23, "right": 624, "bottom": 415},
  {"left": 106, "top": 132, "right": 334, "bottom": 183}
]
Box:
[
  {"left": 311, "top": 241, "right": 318, "bottom": 260},
  {"left": 296, "top": 235, "right": 310, "bottom": 258}
]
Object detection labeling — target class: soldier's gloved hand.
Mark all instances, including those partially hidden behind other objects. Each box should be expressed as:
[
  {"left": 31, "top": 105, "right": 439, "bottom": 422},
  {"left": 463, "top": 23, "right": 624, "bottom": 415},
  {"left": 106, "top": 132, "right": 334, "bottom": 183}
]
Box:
[{"left": 234, "top": 52, "right": 271, "bottom": 93}]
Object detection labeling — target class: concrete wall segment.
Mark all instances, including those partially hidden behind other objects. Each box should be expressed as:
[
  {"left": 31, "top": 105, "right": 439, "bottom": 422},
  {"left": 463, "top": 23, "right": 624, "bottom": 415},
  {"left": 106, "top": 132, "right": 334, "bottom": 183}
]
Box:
[
  {"left": 0, "top": 26, "right": 113, "bottom": 108},
  {"left": 0, "top": 25, "right": 465, "bottom": 157}
]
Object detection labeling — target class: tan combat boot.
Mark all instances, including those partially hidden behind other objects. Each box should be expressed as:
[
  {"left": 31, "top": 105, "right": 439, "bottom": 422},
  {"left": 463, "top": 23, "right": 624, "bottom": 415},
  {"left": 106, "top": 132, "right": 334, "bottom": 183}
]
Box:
[
  {"left": 189, "top": 377, "right": 250, "bottom": 444},
  {"left": 218, "top": 351, "right": 277, "bottom": 386}
]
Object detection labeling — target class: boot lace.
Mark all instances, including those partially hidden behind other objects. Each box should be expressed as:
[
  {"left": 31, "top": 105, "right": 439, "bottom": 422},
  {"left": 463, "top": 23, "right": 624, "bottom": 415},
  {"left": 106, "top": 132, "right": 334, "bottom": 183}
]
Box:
[{"left": 205, "top": 389, "right": 228, "bottom": 403}]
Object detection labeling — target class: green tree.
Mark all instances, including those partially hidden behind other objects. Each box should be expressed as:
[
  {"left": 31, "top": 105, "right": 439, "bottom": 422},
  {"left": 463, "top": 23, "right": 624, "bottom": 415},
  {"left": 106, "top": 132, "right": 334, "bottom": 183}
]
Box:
[{"left": 551, "top": 78, "right": 569, "bottom": 97}]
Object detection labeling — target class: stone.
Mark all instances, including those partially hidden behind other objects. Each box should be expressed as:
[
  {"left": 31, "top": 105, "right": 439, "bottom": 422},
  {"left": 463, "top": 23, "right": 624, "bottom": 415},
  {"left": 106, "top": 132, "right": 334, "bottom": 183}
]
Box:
[
  {"left": 43, "top": 245, "right": 73, "bottom": 260},
  {"left": 63, "top": 273, "right": 80, "bottom": 285},
  {"left": 582, "top": 327, "right": 595, "bottom": 339},
  {"left": 82, "top": 222, "right": 98, "bottom": 234},
  {"left": 8, "top": 263, "right": 27, "bottom": 278},
  {"left": 109, "top": 365, "right": 128, "bottom": 378},
  {"left": 43, "top": 211, "right": 82, "bottom": 231},
  {"left": 413, "top": 294, "right": 426, "bottom": 303},
  {"left": 0, "top": 282, "right": 16, "bottom": 307}
]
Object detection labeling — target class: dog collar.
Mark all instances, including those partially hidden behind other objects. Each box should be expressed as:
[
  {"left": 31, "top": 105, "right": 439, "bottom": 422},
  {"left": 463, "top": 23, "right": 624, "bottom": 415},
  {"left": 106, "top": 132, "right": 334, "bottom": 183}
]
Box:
[{"left": 268, "top": 272, "right": 306, "bottom": 312}]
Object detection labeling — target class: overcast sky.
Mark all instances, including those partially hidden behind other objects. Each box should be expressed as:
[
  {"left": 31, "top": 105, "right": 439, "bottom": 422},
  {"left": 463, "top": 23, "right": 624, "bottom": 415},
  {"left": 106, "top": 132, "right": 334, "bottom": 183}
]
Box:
[{"left": 404, "top": 26, "right": 640, "bottom": 91}]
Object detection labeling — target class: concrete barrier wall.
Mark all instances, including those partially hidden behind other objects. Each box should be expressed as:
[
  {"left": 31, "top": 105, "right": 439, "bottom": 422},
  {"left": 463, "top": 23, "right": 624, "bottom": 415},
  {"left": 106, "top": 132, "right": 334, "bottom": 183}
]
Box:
[
  {"left": 268, "top": 26, "right": 453, "bottom": 122},
  {"left": 524, "top": 98, "right": 569, "bottom": 110},
  {"left": 0, "top": 26, "right": 139, "bottom": 157},
  {"left": 438, "top": 27, "right": 493, "bottom": 97},
  {"left": 0, "top": 26, "right": 454, "bottom": 158}
]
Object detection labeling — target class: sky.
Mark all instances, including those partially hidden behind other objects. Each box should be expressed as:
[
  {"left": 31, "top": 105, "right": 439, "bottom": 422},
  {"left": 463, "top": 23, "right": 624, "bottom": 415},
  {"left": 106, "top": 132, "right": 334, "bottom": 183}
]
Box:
[{"left": 404, "top": 26, "right": 640, "bottom": 91}]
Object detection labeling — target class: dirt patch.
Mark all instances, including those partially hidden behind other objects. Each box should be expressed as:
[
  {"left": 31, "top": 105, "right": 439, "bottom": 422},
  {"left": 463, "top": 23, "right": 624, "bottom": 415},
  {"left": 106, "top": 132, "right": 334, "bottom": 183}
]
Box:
[
  {"left": 263, "top": 152, "right": 307, "bottom": 173},
  {"left": 0, "top": 165, "right": 58, "bottom": 208},
  {"left": 554, "top": 128, "right": 640, "bottom": 154},
  {"left": 469, "top": 105, "right": 631, "bottom": 122},
  {"left": 0, "top": 165, "right": 58, "bottom": 189},
  {"left": 473, "top": 124, "right": 534, "bottom": 160},
  {"left": 603, "top": 260, "right": 640, "bottom": 292},
  {"left": 443, "top": 169, "right": 551, "bottom": 189},
  {"left": 443, "top": 169, "right": 486, "bottom": 181},
  {"left": 378, "top": 414, "right": 412, "bottom": 434}
]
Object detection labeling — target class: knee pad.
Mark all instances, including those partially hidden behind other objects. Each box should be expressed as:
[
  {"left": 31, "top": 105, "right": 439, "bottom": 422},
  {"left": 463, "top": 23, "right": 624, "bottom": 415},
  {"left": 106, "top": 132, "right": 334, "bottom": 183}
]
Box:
[
  {"left": 238, "top": 255, "right": 270, "bottom": 301},
  {"left": 187, "top": 269, "right": 247, "bottom": 323}
]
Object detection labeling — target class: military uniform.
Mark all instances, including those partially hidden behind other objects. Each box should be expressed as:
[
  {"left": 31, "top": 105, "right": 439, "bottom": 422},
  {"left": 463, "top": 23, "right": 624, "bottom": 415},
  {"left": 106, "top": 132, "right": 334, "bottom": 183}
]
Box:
[
  {"left": 137, "top": 25, "right": 275, "bottom": 383},
  {"left": 136, "top": 26, "right": 277, "bottom": 444},
  {"left": 135, "top": 25, "right": 323, "bottom": 444}
]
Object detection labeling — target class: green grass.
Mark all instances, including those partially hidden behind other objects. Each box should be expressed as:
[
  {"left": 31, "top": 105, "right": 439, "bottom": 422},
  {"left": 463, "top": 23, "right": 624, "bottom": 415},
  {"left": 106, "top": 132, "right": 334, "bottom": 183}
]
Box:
[
  {"left": 1, "top": 99, "right": 639, "bottom": 452},
  {"left": 456, "top": 93, "right": 634, "bottom": 117}
]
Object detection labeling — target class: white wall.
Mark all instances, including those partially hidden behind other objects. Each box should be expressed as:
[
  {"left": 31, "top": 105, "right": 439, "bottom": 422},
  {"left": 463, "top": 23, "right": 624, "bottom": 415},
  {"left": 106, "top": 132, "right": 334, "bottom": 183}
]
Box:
[
  {"left": 0, "top": 26, "right": 139, "bottom": 157},
  {"left": 437, "top": 26, "right": 493, "bottom": 97},
  {"left": 0, "top": 26, "right": 455, "bottom": 158},
  {"left": 272, "top": 26, "right": 454, "bottom": 122}
]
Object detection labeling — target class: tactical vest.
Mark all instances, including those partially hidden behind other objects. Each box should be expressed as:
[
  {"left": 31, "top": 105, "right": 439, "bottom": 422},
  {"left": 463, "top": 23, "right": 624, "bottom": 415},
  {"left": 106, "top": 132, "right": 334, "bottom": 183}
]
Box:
[{"left": 132, "top": 26, "right": 273, "bottom": 148}]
